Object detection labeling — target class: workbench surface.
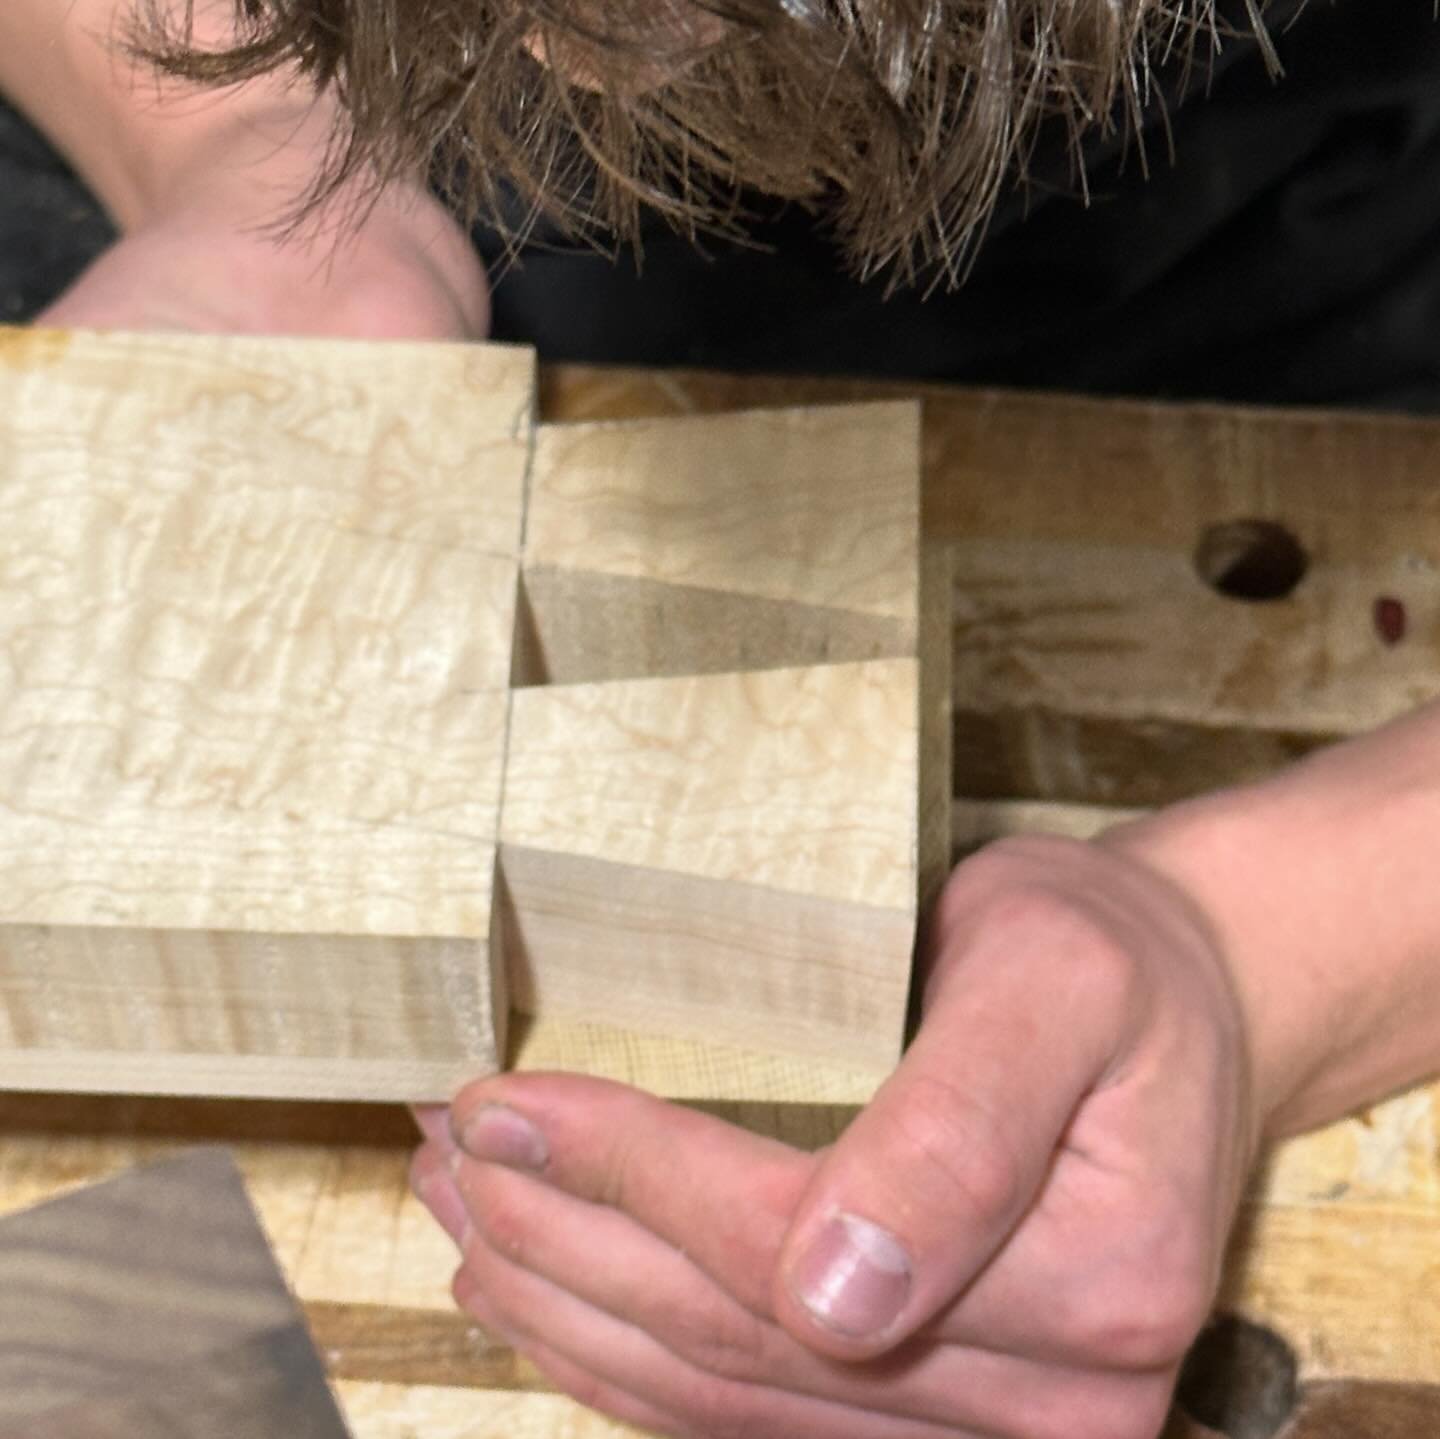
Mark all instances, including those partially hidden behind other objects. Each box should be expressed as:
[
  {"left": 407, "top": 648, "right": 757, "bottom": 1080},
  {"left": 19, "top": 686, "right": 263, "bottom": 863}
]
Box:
[{"left": 5, "top": 365, "right": 1440, "bottom": 1436}]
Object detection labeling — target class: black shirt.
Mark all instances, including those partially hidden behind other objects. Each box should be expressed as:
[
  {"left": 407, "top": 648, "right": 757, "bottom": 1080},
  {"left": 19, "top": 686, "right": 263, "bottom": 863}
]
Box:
[
  {"left": 475, "top": 0, "right": 1440, "bottom": 409},
  {"left": 4, "top": 0, "right": 1439, "bottom": 409}
]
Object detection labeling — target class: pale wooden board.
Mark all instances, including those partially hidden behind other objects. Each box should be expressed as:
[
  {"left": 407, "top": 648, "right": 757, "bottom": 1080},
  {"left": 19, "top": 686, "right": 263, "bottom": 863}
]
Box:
[
  {"left": 509, "top": 1014, "right": 882, "bottom": 1103},
  {"left": 505, "top": 663, "right": 919, "bottom": 910},
  {"left": 501, "top": 661, "right": 921, "bottom": 1073},
  {"left": 502, "top": 846, "right": 913, "bottom": 1072},
  {"left": 500, "top": 404, "right": 941, "bottom": 1093},
  {"left": 0, "top": 329, "right": 536, "bottom": 1096},
  {"left": 1, "top": 341, "right": 944, "bottom": 1103}
]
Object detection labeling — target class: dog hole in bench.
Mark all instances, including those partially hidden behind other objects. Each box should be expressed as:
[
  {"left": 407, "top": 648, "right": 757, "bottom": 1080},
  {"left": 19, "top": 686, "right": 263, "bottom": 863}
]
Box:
[
  {"left": 1195, "top": 521, "right": 1309, "bottom": 602},
  {"left": 1175, "top": 1314, "right": 1299, "bottom": 1439}
]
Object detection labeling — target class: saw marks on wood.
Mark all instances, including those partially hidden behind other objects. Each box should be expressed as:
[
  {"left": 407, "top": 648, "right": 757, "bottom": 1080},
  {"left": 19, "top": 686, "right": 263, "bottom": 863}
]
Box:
[
  {"left": 0, "top": 334, "right": 946, "bottom": 1102},
  {"left": 0, "top": 1146, "right": 351, "bottom": 1439}
]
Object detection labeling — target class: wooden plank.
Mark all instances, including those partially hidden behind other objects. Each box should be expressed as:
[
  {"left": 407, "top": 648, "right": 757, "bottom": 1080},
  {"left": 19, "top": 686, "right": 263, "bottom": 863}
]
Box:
[
  {"left": 527, "top": 406, "right": 922, "bottom": 622},
  {"left": 0, "top": 330, "right": 535, "bottom": 1098},
  {"left": 2, "top": 344, "right": 945, "bottom": 1103},
  {"left": 509, "top": 1013, "right": 879, "bottom": 1102},
  {"left": 538, "top": 366, "right": 1440, "bottom": 806},
  {"left": 0, "top": 1146, "right": 350, "bottom": 1437}
]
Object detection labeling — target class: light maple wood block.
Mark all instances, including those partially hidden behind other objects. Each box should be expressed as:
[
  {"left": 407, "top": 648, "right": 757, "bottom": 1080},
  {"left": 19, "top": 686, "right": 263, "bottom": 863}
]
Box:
[
  {"left": 0, "top": 334, "right": 946, "bottom": 1103},
  {"left": 0, "top": 329, "right": 533, "bottom": 1099},
  {"left": 503, "top": 405, "right": 949, "bottom": 1085},
  {"left": 503, "top": 662, "right": 920, "bottom": 1069}
]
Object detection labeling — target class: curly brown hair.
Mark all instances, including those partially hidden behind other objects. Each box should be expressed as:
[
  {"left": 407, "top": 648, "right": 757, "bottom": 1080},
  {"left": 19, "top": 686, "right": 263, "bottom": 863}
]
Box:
[{"left": 136, "top": 0, "right": 1272, "bottom": 286}]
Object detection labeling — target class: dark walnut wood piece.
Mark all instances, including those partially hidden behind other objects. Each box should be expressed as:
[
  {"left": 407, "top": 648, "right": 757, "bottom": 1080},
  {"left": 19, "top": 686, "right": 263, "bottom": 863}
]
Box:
[{"left": 0, "top": 1147, "right": 351, "bottom": 1438}]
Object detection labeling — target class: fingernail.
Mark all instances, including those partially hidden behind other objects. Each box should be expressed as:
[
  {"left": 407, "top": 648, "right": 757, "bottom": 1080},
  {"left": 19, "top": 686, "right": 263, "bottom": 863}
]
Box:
[
  {"left": 458, "top": 1103, "right": 549, "bottom": 1171},
  {"left": 415, "top": 1167, "right": 468, "bottom": 1248},
  {"left": 787, "top": 1213, "right": 912, "bottom": 1339}
]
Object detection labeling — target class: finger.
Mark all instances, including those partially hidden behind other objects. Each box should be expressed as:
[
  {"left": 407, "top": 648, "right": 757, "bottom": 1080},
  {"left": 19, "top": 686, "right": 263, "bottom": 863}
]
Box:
[
  {"left": 455, "top": 1153, "right": 1170, "bottom": 1437},
  {"left": 410, "top": 1140, "right": 467, "bottom": 1249},
  {"left": 449, "top": 1073, "right": 810, "bottom": 1314},
  {"left": 774, "top": 877, "right": 1130, "bottom": 1358},
  {"left": 412, "top": 1104, "right": 455, "bottom": 1152},
  {"left": 453, "top": 1269, "right": 691, "bottom": 1438},
  {"left": 458, "top": 1218, "right": 994, "bottom": 1439}
]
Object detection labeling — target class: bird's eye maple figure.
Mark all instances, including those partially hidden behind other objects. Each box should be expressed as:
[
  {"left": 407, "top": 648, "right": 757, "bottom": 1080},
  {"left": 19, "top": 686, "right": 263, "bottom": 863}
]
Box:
[{"left": 5, "top": 1, "right": 1440, "bottom": 1436}]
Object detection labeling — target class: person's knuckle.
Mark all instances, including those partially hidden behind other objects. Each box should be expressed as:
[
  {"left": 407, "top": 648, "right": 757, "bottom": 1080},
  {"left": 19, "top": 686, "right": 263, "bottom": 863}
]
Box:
[
  {"left": 679, "top": 1374, "right": 758, "bottom": 1439},
  {"left": 893, "top": 1071, "right": 1026, "bottom": 1220},
  {"left": 1067, "top": 1245, "right": 1212, "bottom": 1369},
  {"left": 596, "top": 1100, "right": 656, "bottom": 1212},
  {"left": 669, "top": 1298, "right": 770, "bottom": 1382},
  {"left": 470, "top": 1185, "right": 532, "bottom": 1264}
]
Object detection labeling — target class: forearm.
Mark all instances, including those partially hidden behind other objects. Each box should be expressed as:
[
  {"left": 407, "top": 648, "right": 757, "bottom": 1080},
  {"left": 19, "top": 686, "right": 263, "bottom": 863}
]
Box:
[{"left": 1109, "top": 696, "right": 1440, "bottom": 1139}]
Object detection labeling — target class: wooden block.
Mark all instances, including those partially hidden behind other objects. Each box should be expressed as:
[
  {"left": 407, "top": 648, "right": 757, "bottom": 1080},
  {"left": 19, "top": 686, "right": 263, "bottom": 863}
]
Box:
[
  {"left": 1, "top": 337, "right": 946, "bottom": 1103},
  {"left": 0, "top": 1146, "right": 351, "bottom": 1438},
  {"left": 0, "top": 330, "right": 533, "bottom": 1098},
  {"left": 502, "top": 405, "right": 947, "bottom": 1086}
]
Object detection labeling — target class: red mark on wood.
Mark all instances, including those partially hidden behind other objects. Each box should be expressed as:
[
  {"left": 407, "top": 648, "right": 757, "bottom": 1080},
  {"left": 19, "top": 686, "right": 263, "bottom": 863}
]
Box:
[{"left": 1374, "top": 597, "right": 1407, "bottom": 646}]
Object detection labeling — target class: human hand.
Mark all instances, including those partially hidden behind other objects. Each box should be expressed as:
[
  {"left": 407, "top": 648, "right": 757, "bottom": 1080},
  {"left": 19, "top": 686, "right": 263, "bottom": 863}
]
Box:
[
  {"left": 29, "top": 62, "right": 488, "bottom": 343},
  {"left": 36, "top": 184, "right": 488, "bottom": 341},
  {"left": 412, "top": 833, "right": 1263, "bottom": 1439}
]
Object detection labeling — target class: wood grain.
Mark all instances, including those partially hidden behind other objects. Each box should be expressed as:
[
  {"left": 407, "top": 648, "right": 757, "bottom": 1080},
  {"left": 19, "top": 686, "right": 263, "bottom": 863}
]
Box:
[
  {"left": 539, "top": 366, "right": 1440, "bottom": 806},
  {"left": 1282, "top": 1380, "right": 1440, "bottom": 1436},
  {"left": 498, "top": 402, "right": 941, "bottom": 1094},
  {"left": 501, "top": 661, "right": 921, "bottom": 1076},
  {"left": 527, "top": 406, "right": 921, "bottom": 621},
  {"left": 2, "top": 338, "right": 947, "bottom": 1102},
  {"left": 0, "top": 1146, "right": 350, "bottom": 1437},
  {"left": 0, "top": 330, "right": 533, "bottom": 1097}
]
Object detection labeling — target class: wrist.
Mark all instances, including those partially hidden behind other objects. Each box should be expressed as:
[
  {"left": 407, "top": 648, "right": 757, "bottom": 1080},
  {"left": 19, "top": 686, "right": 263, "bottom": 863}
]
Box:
[
  {"left": 1103, "top": 704, "right": 1440, "bottom": 1141},
  {"left": 1100, "top": 790, "right": 1325, "bottom": 1142}
]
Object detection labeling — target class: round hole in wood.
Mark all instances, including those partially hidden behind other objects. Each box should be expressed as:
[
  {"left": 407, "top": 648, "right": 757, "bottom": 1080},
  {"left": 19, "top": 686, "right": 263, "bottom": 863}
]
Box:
[
  {"left": 1195, "top": 520, "right": 1310, "bottom": 602},
  {"left": 1175, "top": 1314, "right": 1300, "bottom": 1439}
]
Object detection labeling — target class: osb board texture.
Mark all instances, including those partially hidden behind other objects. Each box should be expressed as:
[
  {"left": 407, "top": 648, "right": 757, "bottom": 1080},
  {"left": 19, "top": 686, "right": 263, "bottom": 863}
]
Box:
[
  {"left": 0, "top": 1082, "right": 1437, "bottom": 1437},
  {"left": 0, "top": 1146, "right": 349, "bottom": 1437}
]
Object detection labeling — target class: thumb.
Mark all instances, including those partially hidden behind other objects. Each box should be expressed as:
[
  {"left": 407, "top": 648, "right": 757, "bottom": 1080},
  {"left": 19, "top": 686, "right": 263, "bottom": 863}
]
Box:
[{"left": 772, "top": 897, "right": 1125, "bottom": 1359}]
